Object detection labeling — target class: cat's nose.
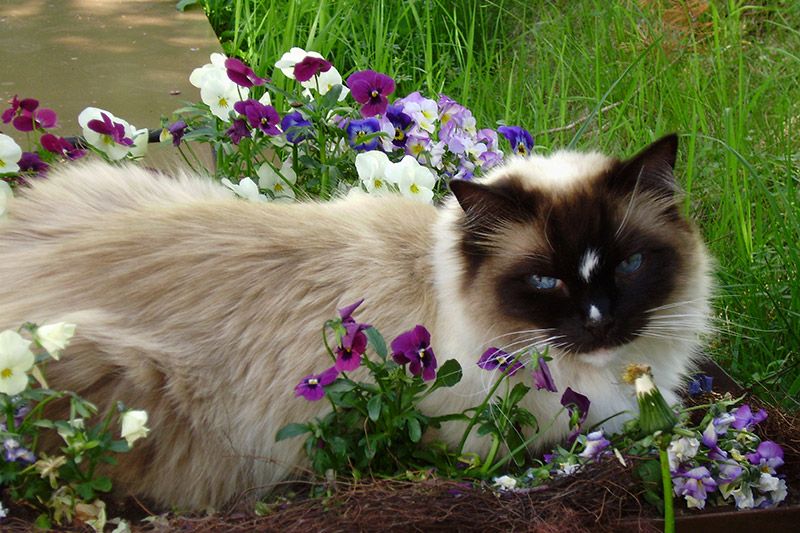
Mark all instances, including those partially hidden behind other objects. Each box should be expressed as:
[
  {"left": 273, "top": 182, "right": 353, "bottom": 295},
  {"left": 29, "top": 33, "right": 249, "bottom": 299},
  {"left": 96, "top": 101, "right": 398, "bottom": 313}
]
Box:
[{"left": 584, "top": 302, "right": 614, "bottom": 338}]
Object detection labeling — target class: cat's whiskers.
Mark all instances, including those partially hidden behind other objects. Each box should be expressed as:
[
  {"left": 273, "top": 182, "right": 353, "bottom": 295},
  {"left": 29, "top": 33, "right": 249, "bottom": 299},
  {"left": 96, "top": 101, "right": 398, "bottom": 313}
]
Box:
[{"left": 613, "top": 167, "right": 644, "bottom": 243}]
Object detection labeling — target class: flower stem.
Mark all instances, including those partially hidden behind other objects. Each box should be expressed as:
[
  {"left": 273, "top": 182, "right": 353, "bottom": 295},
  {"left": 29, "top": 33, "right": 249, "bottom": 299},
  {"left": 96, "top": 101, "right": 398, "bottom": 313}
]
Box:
[
  {"left": 456, "top": 373, "right": 507, "bottom": 454},
  {"left": 480, "top": 435, "right": 501, "bottom": 475},
  {"left": 659, "top": 447, "right": 675, "bottom": 533}
]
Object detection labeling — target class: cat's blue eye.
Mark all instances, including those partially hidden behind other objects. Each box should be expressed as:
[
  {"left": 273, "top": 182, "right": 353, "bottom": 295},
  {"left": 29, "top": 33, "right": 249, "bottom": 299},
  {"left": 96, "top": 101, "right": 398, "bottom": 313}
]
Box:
[
  {"left": 616, "top": 253, "right": 643, "bottom": 275},
  {"left": 528, "top": 274, "right": 563, "bottom": 291}
]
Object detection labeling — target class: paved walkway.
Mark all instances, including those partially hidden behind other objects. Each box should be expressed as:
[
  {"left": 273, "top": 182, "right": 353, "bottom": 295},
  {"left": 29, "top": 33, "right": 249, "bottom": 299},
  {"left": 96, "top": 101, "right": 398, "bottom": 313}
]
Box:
[{"left": 0, "top": 0, "right": 221, "bottom": 168}]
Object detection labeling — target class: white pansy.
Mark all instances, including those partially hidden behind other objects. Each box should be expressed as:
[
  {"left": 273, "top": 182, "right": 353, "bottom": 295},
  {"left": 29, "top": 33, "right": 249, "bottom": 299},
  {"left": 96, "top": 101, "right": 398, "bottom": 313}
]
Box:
[
  {"left": 757, "top": 473, "right": 788, "bottom": 504},
  {"left": 732, "top": 483, "right": 755, "bottom": 509},
  {"left": 300, "top": 66, "right": 350, "bottom": 101},
  {"left": 221, "top": 177, "right": 266, "bottom": 202},
  {"left": 403, "top": 97, "right": 438, "bottom": 133},
  {"left": 257, "top": 160, "right": 297, "bottom": 202},
  {"left": 355, "top": 151, "right": 392, "bottom": 194},
  {"left": 0, "top": 329, "right": 35, "bottom": 396},
  {"left": 120, "top": 410, "right": 149, "bottom": 447},
  {"left": 200, "top": 76, "right": 248, "bottom": 122},
  {"left": 492, "top": 475, "right": 517, "bottom": 491},
  {"left": 35, "top": 322, "right": 76, "bottom": 360},
  {"left": 258, "top": 91, "right": 272, "bottom": 107},
  {"left": 0, "top": 180, "right": 13, "bottom": 220},
  {"left": 0, "top": 134, "right": 22, "bottom": 174},
  {"left": 128, "top": 127, "right": 150, "bottom": 159},
  {"left": 275, "top": 47, "right": 324, "bottom": 79},
  {"left": 77, "top": 107, "right": 139, "bottom": 160},
  {"left": 189, "top": 52, "right": 228, "bottom": 88},
  {"left": 667, "top": 436, "right": 700, "bottom": 471},
  {"left": 384, "top": 155, "right": 436, "bottom": 204}
]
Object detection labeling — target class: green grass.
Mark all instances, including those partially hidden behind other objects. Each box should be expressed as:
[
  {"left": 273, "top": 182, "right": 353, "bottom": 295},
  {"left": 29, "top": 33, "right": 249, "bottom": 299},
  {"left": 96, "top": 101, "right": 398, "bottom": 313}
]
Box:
[{"left": 197, "top": 0, "right": 800, "bottom": 404}]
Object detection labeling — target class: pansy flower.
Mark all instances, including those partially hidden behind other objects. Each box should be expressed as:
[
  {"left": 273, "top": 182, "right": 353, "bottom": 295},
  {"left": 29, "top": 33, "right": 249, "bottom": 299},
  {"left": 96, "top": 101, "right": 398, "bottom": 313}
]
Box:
[
  {"left": 731, "top": 404, "right": 767, "bottom": 430},
  {"left": 391, "top": 325, "right": 437, "bottom": 381},
  {"left": 560, "top": 387, "right": 590, "bottom": 443},
  {"left": 234, "top": 99, "right": 281, "bottom": 136},
  {"left": 687, "top": 373, "right": 713, "bottom": 395},
  {"left": 345, "top": 118, "right": 381, "bottom": 152},
  {"left": 384, "top": 155, "right": 436, "bottom": 204},
  {"left": 578, "top": 430, "right": 611, "bottom": 460},
  {"left": 477, "top": 347, "right": 523, "bottom": 376},
  {"left": 18, "top": 152, "right": 48, "bottom": 174},
  {"left": 0, "top": 134, "right": 23, "bottom": 174},
  {"left": 497, "top": 125, "right": 534, "bottom": 156},
  {"left": 355, "top": 151, "right": 393, "bottom": 194},
  {"left": 295, "top": 367, "right": 339, "bottom": 401},
  {"left": 746, "top": 440, "right": 784, "bottom": 473},
  {"left": 257, "top": 159, "right": 297, "bottom": 202},
  {"left": 275, "top": 47, "right": 325, "bottom": 79},
  {"left": 672, "top": 466, "right": 717, "bottom": 509},
  {"left": 225, "top": 57, "right": 266, "bottom": 88},
  {"left": 281, "top": 112, "right": 313, "bottom": 144},
  {"left": 385, "top": 104, "right": 413, "bottom": 148},
  {"left": 3, "top": 438, "right": 35, "bottom": 464},
  {"left": 333, "top": 299, "right": 370, "bottom": 372},
  {"left": 667, "top": 435, "right": 700, "bottom": 472},
  {"left": 159, "top": 121, "right": 188, "bottom": 147},
  {"left": 225, "top": 119, "right": 251, "bottom": 145},
  {"left": 531, "top": 356, "right": 557, "bottom": 392},
  {"left": 347, "top": 70, "right": 396, "bottom": 117},
  {"left": 293, "top": 56, "right": 332, "bottom": 83}
]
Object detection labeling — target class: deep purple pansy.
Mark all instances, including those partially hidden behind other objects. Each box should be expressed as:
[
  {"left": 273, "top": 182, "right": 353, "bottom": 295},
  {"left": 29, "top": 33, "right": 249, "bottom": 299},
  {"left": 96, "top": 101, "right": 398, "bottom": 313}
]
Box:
[
  {"left": 40, "top": 134, "right": 86, "bottom": 160},
  {"left": 477, "top": 347, "right": 523, "bottom": 376},
  {"left": 234, "top": 99, "right": 281, "bottom": 135},
  {"left": 497, "top": 125, "right": 534, "bottom": 156},
  {"left": 225, "top": 118, "right": 251, "bottom": 145},
  {"left": 334, "top": 299, "right": 371, "bottom": 372},
  {"left": 687, "top": 374, "right": 713, "bottom": 396},
  {"left": 18, "top": 152, "right": 48, "bottom": 174},
  {"left": 225, "top": 57, "right": 266, "bottom": 88},
  {"left": 166, "top": 120, "right": 188, "bottom": 146},
  {"left": 386, "top": 104, "right": 413, "bottom": 147},
  {"left": 345, "top": 118, "right": 381, "bottom": 151},
  {"left": 294, "top": 367, "right": 339, "bottom": 401},
  {"left": 560, "top": 387, "right": 590, "bottom": 443},
  {"left": 391, "top": 325, "right": 438, "bottom": 381},
  {"left": 87, "top": 112, "right": 134, "bottom": 146},
  {"left": 293, "top": 56, "right": 332, "bottom": 82},
  {"left": 532, "top": 356, "right": 557, "bottom": 392},
  {"left": 281, "top": 111, "right": 313, "bottom": 144},
  {"left": 346, "top": 70, "right": 396, "bottom": 117}
]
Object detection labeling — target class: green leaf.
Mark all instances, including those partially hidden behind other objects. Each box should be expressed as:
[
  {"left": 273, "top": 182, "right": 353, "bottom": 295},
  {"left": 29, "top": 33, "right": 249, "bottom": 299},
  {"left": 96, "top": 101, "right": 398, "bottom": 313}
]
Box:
[
  {"left": 434, "top": 359, "right": 462, "bottom": 388},
  {"left": 407, "top": 417, "right": 422, "bottom": 443},
  {"left": 108, "top": 440, "right": 130, "bottom": 453},
  {"left": 325, "top": 380, "right": 356, "bottom": 394},
  {"left": 34, "top": 514, "right": 52, "bottom": 530},
  {"left": 508, "top": 382, "right": 531, "bottom": 406},
  {"left": 275, "top": 423, "right": 311, "bottom": 442},
  {"left": 75, "top": 482, "right": 95, "bottom": 500},
  {"left": 365, "top": 327, "right": 388, "bottom": 360},
  {"left": 91, "top": 476, "right": 113, "bottom": 492},
  {"left": 367, "top": 395, "right": 382, "bottom": 422}
]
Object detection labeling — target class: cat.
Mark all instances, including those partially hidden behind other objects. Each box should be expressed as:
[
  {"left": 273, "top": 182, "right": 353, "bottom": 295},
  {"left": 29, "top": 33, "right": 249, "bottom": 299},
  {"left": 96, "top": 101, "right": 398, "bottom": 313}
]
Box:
[{"left": 0, "top": 134, "right": 712, "bottom": 510}]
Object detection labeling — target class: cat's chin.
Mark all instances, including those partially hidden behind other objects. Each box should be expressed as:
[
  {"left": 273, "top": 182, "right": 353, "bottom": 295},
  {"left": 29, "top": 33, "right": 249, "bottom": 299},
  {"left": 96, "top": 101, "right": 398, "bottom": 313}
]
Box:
[{"left": 576, "top": 348, "right": 616, "bottom": 367}]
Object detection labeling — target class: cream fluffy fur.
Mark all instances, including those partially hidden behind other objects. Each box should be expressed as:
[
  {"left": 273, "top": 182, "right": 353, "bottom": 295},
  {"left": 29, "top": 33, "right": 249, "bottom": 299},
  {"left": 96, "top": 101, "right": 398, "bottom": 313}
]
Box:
[{"left": 0, "top": 153, "right": 712, "bottom": 509}]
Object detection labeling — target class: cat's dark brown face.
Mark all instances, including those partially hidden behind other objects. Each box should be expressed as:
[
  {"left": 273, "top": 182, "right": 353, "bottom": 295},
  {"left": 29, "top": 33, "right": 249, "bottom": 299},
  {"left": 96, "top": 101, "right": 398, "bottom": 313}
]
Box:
[{"left": 451, "top": 135, "right": 706, "bottom": 356}]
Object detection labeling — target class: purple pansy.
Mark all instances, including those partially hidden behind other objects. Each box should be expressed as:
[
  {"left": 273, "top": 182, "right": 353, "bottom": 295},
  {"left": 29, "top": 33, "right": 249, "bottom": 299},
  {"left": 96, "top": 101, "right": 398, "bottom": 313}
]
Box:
[
  {"left": 334, "top": 299, "right": 371, "bottom": 372},
  {"left": 532, "top": 356, "right": 557, "bottom": 392},
  {"left": 687, "top": 373, "right": 713, "bottom": 395},
  {"left": 385, "top": 104, "right": 413, "bottom": 147},
  {"left": 87, "top": 112, "right": 134, "bottom": 146},
  {"left": 701, "top": 421, "right": 728, "bottom": 461},
  {"left": 717, "top": 459, "right": 744, "bottom": 484},
  {"left": 673, "top": 466, "right": 718, "bottom": 509},
  {"left": 746, "top": 441, "right": 784, "bottom": 473},
  {"left": 579, "top": 430, "right": 611, "bottom": 460},
  {"left": 477, "top": 347, "right": 523, "bottom": 377},
  {"left": 225, "top": 57, "right": 266, "bottom": 88},
  {"left": 731, "top": 404, "right": 768, "bottom": 430},
  {"left": 497, "top": 125, "right": 534, "bottom": 156},
  {"left": 225, "top": 118, "right": 251, "bottom": 145},
  {"left": 560, "top": 387, "right": 590, "bottom": 443},
  {"left": 294, "top": 367, "right": 339, "bottom": 401},
  {"left": 234, "top": 99, "right": 281, "bottom": 135},
  {"left": 3, "top": 438, "right": 35, "bottom": 464},
  {"left": 166, "top": 120, "right": 188, "bottom": 147},
  {"left": 391, "top": 325, "right": 438, "bottom": 381},
  {"left": 347, "top": 70, "right": 396, "bottom": 117},
  {"left": 345, "top": 118, "right": 381, "bottom": 152},
  {"left": 293, "top": 56, "right": 332, "bottom": 82},
  {"left": 18, "top": 152, "right": 48, "bottom": 174},
  {"left": 3, "top": 96, "right": 57, "bottom": 131},
  {"left": 1, "top": 95, "right": 22, "bottom": 123},
  {"left": 40, "top": 134, "right": 86, "bottom": 160},
  {"left": 338, "top": 298, "right": 365, "bottom": 325},
  {"left": 280, "top": 111, "right": 313, "bottom": 144}
]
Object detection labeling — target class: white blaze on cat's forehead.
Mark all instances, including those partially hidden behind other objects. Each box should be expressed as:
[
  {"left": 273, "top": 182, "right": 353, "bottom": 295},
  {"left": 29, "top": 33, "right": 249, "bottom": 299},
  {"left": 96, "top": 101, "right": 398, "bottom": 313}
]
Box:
[
  {"left": 588, "top": 305, "right": 602, "bottom": 322},
  {"left": 580, "top": 249, "right": 600, "bottom": 282}
]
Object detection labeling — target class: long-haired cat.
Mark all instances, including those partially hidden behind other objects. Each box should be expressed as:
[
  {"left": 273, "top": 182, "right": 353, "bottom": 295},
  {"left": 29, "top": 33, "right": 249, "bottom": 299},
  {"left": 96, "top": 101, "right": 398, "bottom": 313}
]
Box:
[{"left": 0, "top": 134, "right": 712, "bottom": 509}]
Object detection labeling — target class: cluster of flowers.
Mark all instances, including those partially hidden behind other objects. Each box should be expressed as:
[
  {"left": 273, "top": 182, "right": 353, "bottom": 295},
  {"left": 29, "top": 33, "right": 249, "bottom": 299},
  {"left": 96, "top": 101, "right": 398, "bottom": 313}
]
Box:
[
  {"left": 0, "top": 323, "right": 150, "bottom": 524},
  {"left": 666, "top": 403, "right": 786, "bottom": 510},
  {"left": 294, "top": 299, "right": 438, "bottom": 400},
  {"left": 180, "top": 48, "right": 534, "bottom": 204}
]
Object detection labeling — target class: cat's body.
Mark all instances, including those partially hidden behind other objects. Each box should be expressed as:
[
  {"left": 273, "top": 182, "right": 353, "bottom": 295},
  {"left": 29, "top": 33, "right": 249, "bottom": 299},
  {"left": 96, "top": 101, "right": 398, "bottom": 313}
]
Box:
[{"left": 0, "top": 135, "right": 712, "bottom": 509}]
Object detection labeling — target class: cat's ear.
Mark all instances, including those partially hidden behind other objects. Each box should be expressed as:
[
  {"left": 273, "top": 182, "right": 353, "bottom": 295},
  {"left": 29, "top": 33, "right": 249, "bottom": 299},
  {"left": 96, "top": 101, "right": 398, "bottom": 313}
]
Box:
[
  {"left": 449, "top": 179, "right": 534, "bottom": 226},
  {"left": 608, "top": 134, "right": 679, "bottom": 197}
]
